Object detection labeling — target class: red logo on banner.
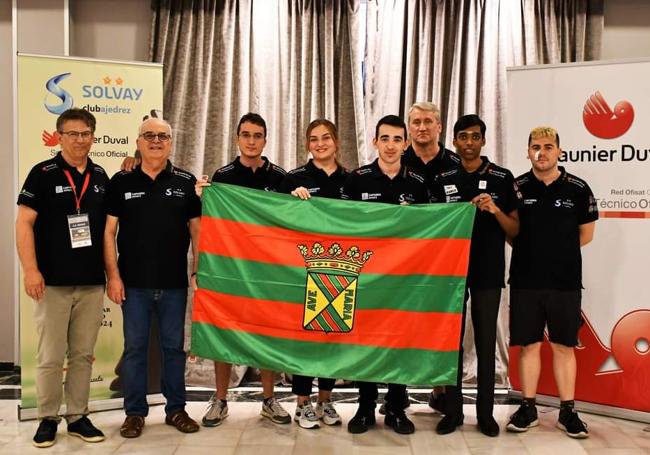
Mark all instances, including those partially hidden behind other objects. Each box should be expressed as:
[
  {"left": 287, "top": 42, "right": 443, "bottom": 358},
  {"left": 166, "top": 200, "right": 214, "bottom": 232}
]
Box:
[
  {"left": 42, "top": 130, "right": 59, "bottom": 147},
  {"left": 582, "top": 91, "right": 634, "bottom": 139},
  {"left": 509, "top": 310, "right": 650, "bottom": 412}
]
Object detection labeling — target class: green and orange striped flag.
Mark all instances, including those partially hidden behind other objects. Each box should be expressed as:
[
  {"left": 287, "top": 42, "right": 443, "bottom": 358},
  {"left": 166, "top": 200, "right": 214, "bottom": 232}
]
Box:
[{"left": 192, "top": 183, "right": 475, "bottom": 385}]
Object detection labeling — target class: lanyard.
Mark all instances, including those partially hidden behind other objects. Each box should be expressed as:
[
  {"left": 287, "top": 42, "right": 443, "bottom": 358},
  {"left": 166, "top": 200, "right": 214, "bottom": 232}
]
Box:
[{"left": 63, "top": 169, "right": 91, "bottom": 214}]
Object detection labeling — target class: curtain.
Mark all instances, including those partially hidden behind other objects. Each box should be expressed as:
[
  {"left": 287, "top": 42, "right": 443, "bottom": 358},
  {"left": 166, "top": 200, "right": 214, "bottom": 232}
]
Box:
[
  {"left": 364, "top": 0, "right": 604, "bottom": 164},
  {"left": 149, "top": 0, "right": 365, "bottom": 177},
  {"left": 364, "top": 0, "right": 603, "bottom": 386}
]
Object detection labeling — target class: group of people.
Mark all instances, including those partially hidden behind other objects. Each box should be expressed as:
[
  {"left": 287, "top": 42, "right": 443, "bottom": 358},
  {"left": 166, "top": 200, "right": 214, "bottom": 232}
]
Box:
[{"left": 16, "top": 101, "right": 597, "bottom": 448}]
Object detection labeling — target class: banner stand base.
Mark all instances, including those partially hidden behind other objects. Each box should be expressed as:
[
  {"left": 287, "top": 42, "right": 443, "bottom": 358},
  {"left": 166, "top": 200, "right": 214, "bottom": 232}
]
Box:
[
  {"left": 18, "top": 394, "right": 166, "bottom": 421},
  {"left": 508, "top": 390, "right": 650, "bottom": 424}
]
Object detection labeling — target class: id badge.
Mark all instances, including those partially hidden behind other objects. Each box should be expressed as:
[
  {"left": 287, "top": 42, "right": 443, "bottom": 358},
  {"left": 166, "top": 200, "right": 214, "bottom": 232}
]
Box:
[{"left": 68, "top": 213, "right": 92, "bottom": 248}]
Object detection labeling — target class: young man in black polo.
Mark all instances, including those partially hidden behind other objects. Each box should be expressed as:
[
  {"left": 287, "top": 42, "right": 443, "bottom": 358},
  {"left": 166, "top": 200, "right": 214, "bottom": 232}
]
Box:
[
  {"left": 17, "top": 108, "right": 107, "bottom": 448},
  {"left": 342, "top": 115, "right": 428, "bottom": 435},
  {"left": 506, "top": 126, "right": 597, "bottom": 439},
  {"left": 430, "top": 115, "right": 521, "bottom": 436},
  {"left": 104, "top": 118, "right": 202, "bottom": 438},
  {"left": 196, "top": 113, "right": 291, "bottom": 427}
]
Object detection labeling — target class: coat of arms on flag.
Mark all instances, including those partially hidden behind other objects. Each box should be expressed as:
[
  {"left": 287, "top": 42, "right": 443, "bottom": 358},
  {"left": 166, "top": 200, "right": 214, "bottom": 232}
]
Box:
[{"left": 298, "top": 242, "right": 372, "bottom": 333}]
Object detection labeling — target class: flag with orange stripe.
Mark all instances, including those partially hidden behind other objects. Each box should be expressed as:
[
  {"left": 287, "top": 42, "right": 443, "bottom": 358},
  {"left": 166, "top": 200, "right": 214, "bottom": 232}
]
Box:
[{"left": 191, "top": 183, "right": 476, "bottom": 385}]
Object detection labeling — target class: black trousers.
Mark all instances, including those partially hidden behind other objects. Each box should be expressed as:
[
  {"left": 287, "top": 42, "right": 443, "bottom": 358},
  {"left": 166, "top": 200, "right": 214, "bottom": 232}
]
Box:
[
  {"left": 292, "top": 375, "right": 336, "bottom": 396},
  {"left": 357, "top": 382, "right": 407, "bottom": 412},
  {"left": 444, "top": 288, "right": 501, "bottom": 419}
]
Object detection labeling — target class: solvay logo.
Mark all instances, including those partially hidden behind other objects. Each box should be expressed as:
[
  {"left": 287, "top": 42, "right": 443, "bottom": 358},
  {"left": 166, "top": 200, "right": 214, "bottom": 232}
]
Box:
[
  {"left": 555, "top": 199, "right": 562, "bottom": 208},
  {"left": 44, "top": 73, "right": 74, "bottom": 115},
  {"left": 582, "top": 91, "right": 634, "bottom": 139},
  {"left": 165, "top": 188, "right": 172, "bottom": 196}
]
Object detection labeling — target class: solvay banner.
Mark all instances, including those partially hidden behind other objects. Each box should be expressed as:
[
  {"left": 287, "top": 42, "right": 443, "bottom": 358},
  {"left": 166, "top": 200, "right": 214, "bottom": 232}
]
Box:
[
  {"left": 506, "top": 59, "right": 650, "bottom": 418},
  {"left": 16, "top": 54, "right": 162, "bottom": 418}
]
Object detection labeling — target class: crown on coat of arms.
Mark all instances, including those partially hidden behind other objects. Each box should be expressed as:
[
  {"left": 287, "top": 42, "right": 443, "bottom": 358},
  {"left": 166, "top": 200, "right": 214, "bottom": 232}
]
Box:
[{"left": 297, "top": 242, "right": 373, "bottom": 275}]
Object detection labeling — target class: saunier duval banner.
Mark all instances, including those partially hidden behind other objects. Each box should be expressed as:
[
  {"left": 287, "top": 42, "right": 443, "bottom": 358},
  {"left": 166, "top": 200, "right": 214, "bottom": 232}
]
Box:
[
  {"left": 17, "top": 54, "right": 162, "bottom": 415},
  {"left": 506, "top": 59, "right": 650, "bottom": 418},
  {"left": 192, "top": 184, "right": 476, "bottom": 385}
]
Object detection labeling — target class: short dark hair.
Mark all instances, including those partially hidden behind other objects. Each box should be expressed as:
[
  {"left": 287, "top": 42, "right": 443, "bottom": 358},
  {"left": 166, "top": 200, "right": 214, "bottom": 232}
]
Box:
[
  {"left": 237, "top": 112, "right": 267, "bottom": 138},
  {"left": 453, "top": 114, "right": 486, "bottom": 138},
  {"left": 56, "top": 108, "right": 96, "bottom": 133},
  {"left": 375, "top": 115, "right": 406, "bottom": 139}
]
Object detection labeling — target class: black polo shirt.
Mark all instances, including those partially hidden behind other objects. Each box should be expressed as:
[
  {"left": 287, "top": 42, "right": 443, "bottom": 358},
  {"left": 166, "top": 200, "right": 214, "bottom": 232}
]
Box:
[
  {"left": 509, "top": 167, "right": 599, "bottom": 290},
  {"left": 17, "top": 152, "right": 108, "bottom": 286},
  {"left": 341, "top": 159, "right": 428, "bottom": 204},
  {"left": 278, "top": 159, "right": 348, "bottom": 199},
  {"left": 430, "top": 157, "right": 522, "bottom": 288},
  {"left": 105, "top": 161, "right": 202, "bottom": 288},
  {"left": 401, "top": 143, "right": 460, "bottom": 186},
  {"left": 212, "top": 156, "right": 286, "bottom": 191}
]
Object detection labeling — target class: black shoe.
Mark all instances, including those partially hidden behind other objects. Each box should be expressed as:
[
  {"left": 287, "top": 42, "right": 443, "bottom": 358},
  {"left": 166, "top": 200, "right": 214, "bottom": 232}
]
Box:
[
  {"left": 557, "top": 407, "right": 589, "bottom": 439},
  {"left": 477, "top": 415, "right": 499, "bottom": 437},
  {"left": 384, "top": 409, "right": 415, "bottom": 434},
  {"left": 33, "top": 419, "right": 58, "bottom": 448},
  {"left": 428, "top": 391, "right": 446, "bottom": 413},
  {"left": 378, "top": 391, "right": 410, "bottom": 415},
  {"left": 506, "top": 403, "right": 539, "bottom": 432},
  {"left": 436, "top": 414, "right": 464, "bottom": 435},
  {"left": 347, "top": 407, "right": 376, "bottom": 434},
  {"left": 67, "top": 416, "right": 105, "bottom": 443}
]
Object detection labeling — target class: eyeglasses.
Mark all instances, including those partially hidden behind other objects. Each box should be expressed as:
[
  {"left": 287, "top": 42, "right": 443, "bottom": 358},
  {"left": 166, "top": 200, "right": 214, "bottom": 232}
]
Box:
[
  {"left": 239, "top": 132, "right": 265, "bottom": 141},
  {"left": 59, "top": 130, "right": 93, "bottom": 140},
  {"left": 140, "top": 132, "right": 172, "bottom": 142}
]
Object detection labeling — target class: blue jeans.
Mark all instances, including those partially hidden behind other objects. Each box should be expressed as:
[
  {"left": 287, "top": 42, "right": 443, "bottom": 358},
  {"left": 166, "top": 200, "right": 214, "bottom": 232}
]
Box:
[{"left": 122, "top": 287, "right": 187, "bottom": 416}]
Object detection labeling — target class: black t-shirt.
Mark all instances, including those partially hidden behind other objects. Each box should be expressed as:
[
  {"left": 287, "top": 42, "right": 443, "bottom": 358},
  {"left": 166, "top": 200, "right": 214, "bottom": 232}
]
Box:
[
  {"left": 105, "top": 161, "right": 202, "bottom": 288},
  {"left": 430, "top": 157, "right": 522, "bottom": 288},
  {"left": 341, "top": 159, "right": 429, "bottom": 204},
  {"left": 17, "top": 152, "right": 108, "bottom": 286},
  {"left": 212, "top": 156, "right": 286, "bottom": 191},
  {"left": 509, "top": 167, "right": 599, "bottom": 290},
  {"left": 401, "top": 143, "right": 460, "bottom": 187},
  {"left": 278, "top": 159, "right": 347, "bottom": 200}
]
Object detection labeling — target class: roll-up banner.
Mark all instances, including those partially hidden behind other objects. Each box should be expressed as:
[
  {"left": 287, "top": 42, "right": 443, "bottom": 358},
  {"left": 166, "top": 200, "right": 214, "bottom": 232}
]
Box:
[
  {"left": 17, "top": 54, "right": 162, "bottom": 419},
  {"left": 506, "top": 59, "right": 650, "bottom": 422}
]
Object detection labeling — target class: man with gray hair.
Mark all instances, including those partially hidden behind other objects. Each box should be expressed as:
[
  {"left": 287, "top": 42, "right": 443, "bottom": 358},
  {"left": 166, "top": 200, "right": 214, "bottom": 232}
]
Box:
[
  {"left": 104, "top": 118, "right": 202, "bottom": 438},
  {"left": 402, "top": 101, "right": 461, "bottom": 180}
]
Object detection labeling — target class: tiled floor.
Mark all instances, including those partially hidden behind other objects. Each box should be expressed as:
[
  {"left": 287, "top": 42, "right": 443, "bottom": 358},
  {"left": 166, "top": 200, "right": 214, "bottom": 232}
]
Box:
[{"left": 0, "top": 398, "right": 648, "bottom": 454}]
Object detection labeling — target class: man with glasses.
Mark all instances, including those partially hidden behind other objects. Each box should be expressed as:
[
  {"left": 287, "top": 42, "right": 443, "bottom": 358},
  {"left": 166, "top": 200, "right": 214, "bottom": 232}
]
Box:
[
  {"left": 104, "top": 118, "right": 202, "bottom": 438},
  {"left": 196, "top": 112, "right": 291, "bottom": 428},
  {"left": 17, "top": 108, "right": 108, "bottom": 448}
]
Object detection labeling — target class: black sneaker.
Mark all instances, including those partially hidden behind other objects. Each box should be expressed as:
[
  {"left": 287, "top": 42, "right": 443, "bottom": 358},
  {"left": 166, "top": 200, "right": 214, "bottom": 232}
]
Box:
[
  {"left": 384, "top": 409, "right": 415, "bottom": 434},
  {"left": 436, "top": 413, "right": 464, "bottom": 435},
  {"left": 67, "top": 416, "right": 105, "bottom": 443},
  {"left": 557, "top": 407, "right": 589, "bottom": 439},
  {"left": 347, "top": 407, "right": 376, "bottom": 434},
  {"left": 506, "top": 403, "right": 539, "bottom": 432},
  {"left": 33, "top": 419, "right": 58, "bottom": 448},
  {"left": 428, "top": 391, "right": 446, "bottom": 413}
]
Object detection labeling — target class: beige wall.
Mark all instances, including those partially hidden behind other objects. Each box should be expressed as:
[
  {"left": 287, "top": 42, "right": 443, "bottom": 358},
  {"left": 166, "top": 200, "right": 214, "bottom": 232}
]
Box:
[{"left": 603, "top": 0, "right": 650, "bottom": 60}]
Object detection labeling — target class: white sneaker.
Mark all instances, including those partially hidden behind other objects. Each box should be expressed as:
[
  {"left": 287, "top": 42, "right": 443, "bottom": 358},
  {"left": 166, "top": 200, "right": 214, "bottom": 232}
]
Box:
[
  {"left": 202, "top": 394, "right": 228, "bottom": 427},
  {"left": 316, "top": 400, "right": 342, "bottom": 426},
  {"left": 261, "top": 397, "right": 291, "bottom": 424},
  {"left": 295, "top": 402, "right": 320, "bottom": 429}
]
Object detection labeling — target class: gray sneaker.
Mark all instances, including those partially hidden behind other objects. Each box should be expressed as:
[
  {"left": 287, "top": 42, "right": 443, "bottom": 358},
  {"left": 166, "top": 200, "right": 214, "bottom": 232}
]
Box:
[
  {"left": 261, "top": 397, "right": 291, "bottom": 424},
  {"left": 295, "top": 402, "right": 320, "bottom": 429},
  {"left": 316, "top": 401, "right": 342, "bottom": 426},
  {"left": 202, "top": 394, "right": 228, "bottom": 427}
]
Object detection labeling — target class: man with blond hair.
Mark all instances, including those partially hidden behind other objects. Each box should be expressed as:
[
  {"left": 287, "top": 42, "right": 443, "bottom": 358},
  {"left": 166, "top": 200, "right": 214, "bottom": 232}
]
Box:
[{"left": 506, "top": 126, "right": 597, "bottom": 439}]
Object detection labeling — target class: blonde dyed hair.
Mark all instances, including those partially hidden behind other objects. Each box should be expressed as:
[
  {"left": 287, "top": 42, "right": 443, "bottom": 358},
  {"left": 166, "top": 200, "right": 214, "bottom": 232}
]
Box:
[{"left": 528, "top": 126, "right": 559, "bottom": 147}]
